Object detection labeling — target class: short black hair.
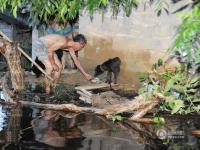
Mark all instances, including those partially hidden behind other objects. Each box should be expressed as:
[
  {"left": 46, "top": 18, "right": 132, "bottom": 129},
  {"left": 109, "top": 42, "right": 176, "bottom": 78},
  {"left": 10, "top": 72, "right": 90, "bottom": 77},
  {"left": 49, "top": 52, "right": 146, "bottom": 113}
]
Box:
[{"left": 73, "top": 34, "right": 87, "bottom": 45}]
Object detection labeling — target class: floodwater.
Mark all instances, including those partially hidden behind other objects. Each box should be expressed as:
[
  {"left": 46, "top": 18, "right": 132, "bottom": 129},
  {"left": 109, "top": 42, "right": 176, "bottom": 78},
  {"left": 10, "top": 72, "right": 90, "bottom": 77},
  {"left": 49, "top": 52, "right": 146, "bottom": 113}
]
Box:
[
  {"left": 1, "top": 84, "right": 200, "bottom": 150},
  {"left": 0, "top": 102, "right": 200, "bottom": 150}
]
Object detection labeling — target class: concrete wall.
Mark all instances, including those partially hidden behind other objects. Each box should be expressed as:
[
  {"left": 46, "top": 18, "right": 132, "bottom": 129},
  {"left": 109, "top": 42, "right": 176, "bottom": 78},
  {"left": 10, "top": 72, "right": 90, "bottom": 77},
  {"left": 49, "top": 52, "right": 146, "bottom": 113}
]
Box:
[
  {"left": 79, "top": 1, "right": 189, "bottom": 87},
  {"left": 0, "top": 20, "right": 13, "bottom": 40},
  {"left": 0, "top": 20, "right": 13, "bottom": 61}
]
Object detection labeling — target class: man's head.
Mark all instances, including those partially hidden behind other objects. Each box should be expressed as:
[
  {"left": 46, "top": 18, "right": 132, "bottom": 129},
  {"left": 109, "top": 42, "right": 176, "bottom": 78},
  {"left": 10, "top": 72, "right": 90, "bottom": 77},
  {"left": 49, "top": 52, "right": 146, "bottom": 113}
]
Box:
[{"left": 72, "top": 34, "right": 87, "bottom": 51}]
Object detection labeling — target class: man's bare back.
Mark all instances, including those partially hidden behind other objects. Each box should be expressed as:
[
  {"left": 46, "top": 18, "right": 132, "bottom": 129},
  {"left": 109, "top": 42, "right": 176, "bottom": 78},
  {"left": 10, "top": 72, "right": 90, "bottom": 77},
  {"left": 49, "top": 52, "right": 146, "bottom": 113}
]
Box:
[{"left": 43, "top": 34, "right": 70, "bottom": 52}]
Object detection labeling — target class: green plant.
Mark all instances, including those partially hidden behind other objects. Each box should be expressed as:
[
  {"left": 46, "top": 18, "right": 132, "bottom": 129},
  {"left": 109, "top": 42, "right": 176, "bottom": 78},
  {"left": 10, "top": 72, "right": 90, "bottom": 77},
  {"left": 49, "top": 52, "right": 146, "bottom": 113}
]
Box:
[
  {"left": 2, "top": 0, "right": 199, "bottom": 23},
  {"left": 152, "top": 113, "right": 165, "bottom": 124},
  {"left": 169, "top": 5, "right": 200, "bottom": 70},
  {"left": 139, "top": 58, "right": 200, "bottom": 115},
  {"left": 111, "top": 114, "right": 124, "bottom": 123},
  {"left": 0, "top": 0, "right": 139, "bottom": 23}
]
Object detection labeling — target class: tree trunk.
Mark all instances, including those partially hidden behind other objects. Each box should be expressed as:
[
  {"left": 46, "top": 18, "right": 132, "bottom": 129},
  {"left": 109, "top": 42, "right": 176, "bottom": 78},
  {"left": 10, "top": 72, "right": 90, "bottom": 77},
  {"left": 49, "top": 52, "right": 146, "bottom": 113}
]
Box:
[{"left": 0, "top": 35, "right": 24, "bottom": 92}]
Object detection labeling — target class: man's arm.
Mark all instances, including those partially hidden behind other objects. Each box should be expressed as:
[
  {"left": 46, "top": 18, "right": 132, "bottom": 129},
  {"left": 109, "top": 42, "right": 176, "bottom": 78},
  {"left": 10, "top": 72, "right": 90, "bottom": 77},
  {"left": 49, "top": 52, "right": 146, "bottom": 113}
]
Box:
[{"left": 68, "top": 49, "right": 92, "bottom": 80}]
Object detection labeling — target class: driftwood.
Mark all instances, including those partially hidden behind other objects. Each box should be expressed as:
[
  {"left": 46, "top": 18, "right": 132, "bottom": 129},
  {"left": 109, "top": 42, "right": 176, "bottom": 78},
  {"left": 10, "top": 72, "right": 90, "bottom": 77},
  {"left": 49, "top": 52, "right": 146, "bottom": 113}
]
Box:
[
  {"left": 19, "top": 93, "right": 163, "bottom": 123},
  {"left": 20, "top": 100, "right": 102, "bottom": 113},
  {"left": 129, "top": 101, "right": 159, "bottom": 120},
  {"left": 19, "top": 95, "right": 161, "bottom": 121},
  {"left": 76, "top": 89, "right": 93, "bottom": 104},
  {"left": 129, "top": 118, "right": 154, "bottom": 124}
]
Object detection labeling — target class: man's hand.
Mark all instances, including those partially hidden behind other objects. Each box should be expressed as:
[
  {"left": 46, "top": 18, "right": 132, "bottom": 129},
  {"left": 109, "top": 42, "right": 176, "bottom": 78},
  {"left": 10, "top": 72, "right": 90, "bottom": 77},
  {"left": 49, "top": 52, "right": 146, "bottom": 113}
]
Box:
[
  {"left": 84, "top": 73, "right": 93, "bottom": 81},
  {"left": 52, "top": 64, "right": 59, "bottom": 72}
]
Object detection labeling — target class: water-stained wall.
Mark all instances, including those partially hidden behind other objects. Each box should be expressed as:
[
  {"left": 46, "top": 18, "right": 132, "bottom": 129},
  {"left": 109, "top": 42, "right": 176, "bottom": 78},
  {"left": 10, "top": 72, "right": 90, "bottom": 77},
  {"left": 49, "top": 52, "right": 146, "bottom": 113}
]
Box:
[{"left": 79, "top": 1, "right": 189, "bottom": 87}]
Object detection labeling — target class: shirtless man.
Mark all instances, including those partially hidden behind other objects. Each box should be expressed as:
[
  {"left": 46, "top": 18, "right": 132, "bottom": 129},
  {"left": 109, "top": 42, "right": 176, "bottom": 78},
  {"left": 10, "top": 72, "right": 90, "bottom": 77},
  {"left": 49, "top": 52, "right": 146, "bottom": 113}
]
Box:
[{"left": 33, "top": 34, "right": 92, "bottom": 93}]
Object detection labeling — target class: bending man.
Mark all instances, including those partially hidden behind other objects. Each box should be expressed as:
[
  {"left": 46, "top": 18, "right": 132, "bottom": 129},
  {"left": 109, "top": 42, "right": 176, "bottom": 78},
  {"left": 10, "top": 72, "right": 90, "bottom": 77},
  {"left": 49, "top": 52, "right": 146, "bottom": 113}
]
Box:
[{"left": 33, "top": 34, "right": 92, "bottom": 94}]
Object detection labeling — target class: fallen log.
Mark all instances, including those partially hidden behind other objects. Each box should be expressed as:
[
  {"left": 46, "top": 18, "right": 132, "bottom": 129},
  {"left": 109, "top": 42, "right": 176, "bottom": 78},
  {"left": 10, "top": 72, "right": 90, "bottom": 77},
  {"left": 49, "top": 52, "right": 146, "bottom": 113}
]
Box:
[
  {"left": 20, "top": 100, "right": 102, "bottom": 113},
  {"left": 129, "top": 101, "right": 159, "bottom": 120},
  {"left": 130, "top": 118, "right": 154, "bottom": 124},
  {"left": 18, "top": 94, "right": 162, "bottom": 120}
]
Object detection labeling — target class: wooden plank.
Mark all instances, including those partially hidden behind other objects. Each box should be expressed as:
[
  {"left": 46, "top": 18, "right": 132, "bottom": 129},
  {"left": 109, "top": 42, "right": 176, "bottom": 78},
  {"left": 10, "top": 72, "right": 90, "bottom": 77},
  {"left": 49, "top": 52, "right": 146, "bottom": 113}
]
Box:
[
  {"left": 77, "top": 91, "right": 92, "bottom": 99},
  {"left": 75, "top": 83, "right": 118, "bottom": 90},
  {"left": 79, "top": 96, "right": 92, "bottom": 104}
]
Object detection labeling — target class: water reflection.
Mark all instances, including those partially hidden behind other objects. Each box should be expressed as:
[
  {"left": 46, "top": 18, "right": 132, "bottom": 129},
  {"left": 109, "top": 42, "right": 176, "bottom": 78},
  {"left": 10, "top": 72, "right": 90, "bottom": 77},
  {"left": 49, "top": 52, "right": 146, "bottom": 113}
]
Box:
[
  {"left": 0, "top": 106, "right": 200, "bottom": 149},
  {"left": 32, "top": 110, "right": 83, "bottom": 148},
  {"left": 0, "top": 105, "right": 7, "bottom": 132}
]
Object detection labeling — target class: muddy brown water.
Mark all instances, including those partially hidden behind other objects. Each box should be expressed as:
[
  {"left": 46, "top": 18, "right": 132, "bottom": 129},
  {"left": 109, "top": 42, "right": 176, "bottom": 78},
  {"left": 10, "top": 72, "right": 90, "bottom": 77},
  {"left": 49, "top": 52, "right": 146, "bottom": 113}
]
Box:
[{"left": 1, "top": 88, "right": 200, "bottom": 150}]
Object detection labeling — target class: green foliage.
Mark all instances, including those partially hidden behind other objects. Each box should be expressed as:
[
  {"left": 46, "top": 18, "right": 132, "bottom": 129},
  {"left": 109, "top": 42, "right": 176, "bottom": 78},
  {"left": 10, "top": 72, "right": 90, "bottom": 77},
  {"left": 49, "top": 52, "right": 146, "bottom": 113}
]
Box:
[
  {"left": 169, "top": 5, "right": 200, "bottom": 67},
  {"left": 0, "top": 0, "right": 139, "bottom": 23},
  {"left": 154, "top": 0, "right": 169, "bottom": 16},
  {"left": 153, "top": 117, "right": 165, "bottom": 124},
  {"left": 152, "top": 114, "right": 165, "bottom": 124},
  {"left": 139, "top": 58, "right": 200, "bottom": 115},
  {"left": 111, "top": 114, "right": 124, "bottom": 123},
  {"left": 161, "top": 4, "right": 200, "bottom": 115},
  {"left": 1, "top": 0, "right": 197, "bottom": 24}
]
